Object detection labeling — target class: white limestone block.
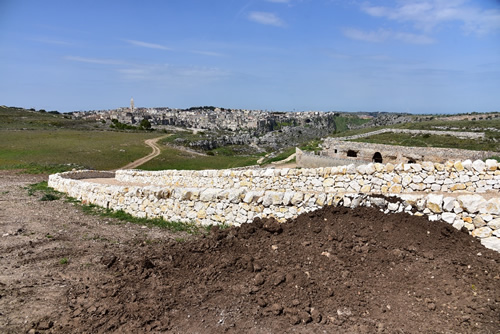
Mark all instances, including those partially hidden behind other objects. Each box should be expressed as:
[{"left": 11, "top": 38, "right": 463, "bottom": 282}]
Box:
[
  {"left": 485, "top": 159, "right": 498, "bottom": 171},
  {"left": 479, "top": 198, "right": 500, "bottom": 215},
  {"left": 426, "top": 194, "right": 444, "bottom": 213},
  {"left": 441, "top": 212, "right": 456, "bottom": 224},
  {"left": 472, "top": 226, "right": 493, "bottom": 238},
  {"left": 442, "top": 197, "right": 456, "bottom": 212},
  {"left": 410, "top": 164, "right": 422, "bottom": 172},
  {"left": 487, "top": 218, "right": 500, "bottom": 230},
  {"left": 387, "top": 202, "right": 399, "bottom": 211},
  {"left": 472, "top": 160, "right": 486, "bottom": 172},
  {"left": 457, "top": 194, "right": 487, "bottom": 214},
  {"left": 462, "top": 159, "right": 473, "bottom": 171},
  {"left": 481, "top": 237, "right": 500, "bottom": 252},
  {"left": 452, "top": 219, "right": 464, "bottom": 230}
]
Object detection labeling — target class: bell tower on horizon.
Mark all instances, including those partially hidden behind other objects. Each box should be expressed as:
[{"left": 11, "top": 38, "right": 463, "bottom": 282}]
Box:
[{"left": 130, "top": 97, "right": 134, "bottom": 112}]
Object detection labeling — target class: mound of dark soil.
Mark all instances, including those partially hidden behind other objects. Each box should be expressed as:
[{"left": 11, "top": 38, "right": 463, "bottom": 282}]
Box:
[{"left": 52, "top": 206, "right": 499, "bottom": 333}]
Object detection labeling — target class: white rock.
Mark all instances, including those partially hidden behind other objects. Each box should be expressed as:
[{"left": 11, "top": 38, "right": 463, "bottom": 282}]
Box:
[
  {"left": 426, "top": 194, "right": 444, "bottom": 213},
  {"left": 441, "top": 212, "right": 456, "bottom": 224},
  {"left": 243, "top": 191, "right": 262, "bottom": 204},
  {"left": 346, "top": 164, "right": 356, "bottom": 174},
  {"left": 472, "top": 160, "right": 485, "bottom": 172},
  {"left": 387, "top": 203, "right": 399, "bottom": 211},
  {"left": 457, "top": 194, "right": 487, "bottom": 214},
  {"left": 200, "top": 189, "right": 221, "bottom": 202},
  {"left": 480, "top": 237, "right": 500, "bottom": 252},
  {"left": 423, "top": 175, "right": 435, "bottom": 184},
  {"left": 282, "top": 191, "right": 294, "bottom": 206},
  {"left": 481, "top": 214, "right": 493, "bottom": 222},
  {"left": 487, "top": 218, "right": 500, "bottom": 230},
  {"left": 262, "top": 169, "right": 275, "bottom": 177},
  {"left": 348, "top": 180, "right": 361, "bottom": 192},
  {"left": 464, "top": 222, "right": 475, "bottom": 231},
  {"left": 442, "top": 197, "right": 456, "bottom": 211},
  {"left": 462, "top": 159, "right": 473, "bottom": 170},
  {"left": 262, "top": 193, "right": 273, "bottom": 207},
  {"left": 421, "top": 161, "right": 434, "bottom": 172},
  {"left": 471, "top": 226, "right": 493, "bottom": 238},
  {"left": 411, "top": 164, "right": 422, "bottom": 172},
  {"left": 428, "top": 214, "right": 440, "bottom": 221},
  {"left": 413, "top": 175, "right": 423, "bottom": 183},
  {"left": 369, "top": 197, "right": 386, "bottom": 208},
  {"left": 452, "top": 220, "right": 464, "bottom": 230},
  {"left": 485, "top": 159, "right": 498, "bottom": 171},
  {"left": 356, "top": 165, "right": 367, "bottom": 174},
  {"left": 459, "top": 174, "right": 470, "bottom": 183},
  {"left": 290, "top": 192, "right": 304, "bottom": 205},
  {"left": 365, "top": 163, "right": 376, "bottom": 175},
  {"left": 227, "top": 188, "right": 245, "bottom": 203},
  {"left": 473, "top": 216, "right": 487, "bottom": 228},
  {"left": 479, "top": 198, "right": 500, "bottom": 215}
]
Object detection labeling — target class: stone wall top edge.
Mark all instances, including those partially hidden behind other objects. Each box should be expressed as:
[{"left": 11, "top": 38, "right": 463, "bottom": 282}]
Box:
[
  {"left": 113, "top": 159, "right": 498, "bottom": 176},
  {"left": 323, "top": 138, "right": 499, "bottom": 156},
  {"left": 50, "top": 158, "right": 499, "bottom": 181}
]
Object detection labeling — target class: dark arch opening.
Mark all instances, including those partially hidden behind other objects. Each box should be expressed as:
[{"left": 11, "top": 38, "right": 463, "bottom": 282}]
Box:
[
  {"left": 372, "top": 152, "right": 383, "bottom": 163},
  {"left": 347, "top": 150, "right": 357, "bottom": 157},
  {"left": 408, "top": 159, "right": 416, "bottom": 164}
]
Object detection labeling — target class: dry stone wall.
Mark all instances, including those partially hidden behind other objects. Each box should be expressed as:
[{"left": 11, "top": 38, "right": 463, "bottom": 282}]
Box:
[
  {"left": 334, "top": 128, "right": 486, "bottom": 141},
  {"left": 321, "top": 139, "right": 496, "bottom": 165},
  {"left": 49, "top": 159, "right": 500, "bottom": 252}
]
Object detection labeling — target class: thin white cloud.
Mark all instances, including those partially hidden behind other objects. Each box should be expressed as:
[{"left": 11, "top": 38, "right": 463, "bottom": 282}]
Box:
[
  {"left": 117, "top": 64, "right": 230, "bottom": 82},
  {"left": 248, "top": 11, "right": 285, "bottom": 27},
  {"left": 32, "top": 38, "right": 73, "bottom": 46},
  {"left": 124, "top": 39, "right": 171, "bottom": 50},
  {"left": 191, "top": 50, "right": 225, "bottom": 57},
  {"left": 65, "top": 56, "right": 125, "bottom": 65},
  {"left": 343, "top": 28, "right": 434, "bottom": 44},
  {"left": 361, "top": 0, "right": 500, "bottom": 35}
]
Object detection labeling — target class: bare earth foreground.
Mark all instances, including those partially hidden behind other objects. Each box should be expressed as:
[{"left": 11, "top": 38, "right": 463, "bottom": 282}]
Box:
[{"left": 0, "top": 171, "right": 499, "bottom": 334}]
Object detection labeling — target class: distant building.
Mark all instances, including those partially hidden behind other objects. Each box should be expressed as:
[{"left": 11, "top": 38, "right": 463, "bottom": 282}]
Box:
[{"left": 130, "top": 98, "right": 134, "bottom": 113}]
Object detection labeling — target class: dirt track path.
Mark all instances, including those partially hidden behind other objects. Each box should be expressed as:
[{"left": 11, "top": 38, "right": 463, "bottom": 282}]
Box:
[{"left": 116, "top": 135, "right": 169, "bottom": 170}]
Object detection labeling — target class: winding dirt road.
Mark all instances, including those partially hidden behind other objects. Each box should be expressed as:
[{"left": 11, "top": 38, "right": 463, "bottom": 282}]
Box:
[{"left": 117, "top": 135, "right": 169, "bottom": 170}]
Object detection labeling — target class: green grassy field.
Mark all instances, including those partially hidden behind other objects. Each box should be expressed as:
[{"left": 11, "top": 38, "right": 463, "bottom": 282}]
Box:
[
  {"left": 332, "top": 115, "right": 372, "bottom": 133},
  {"left": 351, "top": 132, "right": 500, "bottom": 152},
  {"left": 330, "top": 116, "right": 500, "bottom": 152},
  {"left": 2, "top": 106, "right": 498, "bottom": 173},
  {"left": 0, "top": 106, "right": 98, "bottom": 130},
  {"left": 0, "top": 130, "right": 159, "bottom": 171},
  {"left": 139, "top": 145, "right": 259, "bottom": 170}
]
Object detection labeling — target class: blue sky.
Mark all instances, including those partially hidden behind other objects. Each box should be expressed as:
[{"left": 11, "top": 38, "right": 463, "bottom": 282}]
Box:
[{"left": 0, "top": 0, "right": 499, "bottom": 114}]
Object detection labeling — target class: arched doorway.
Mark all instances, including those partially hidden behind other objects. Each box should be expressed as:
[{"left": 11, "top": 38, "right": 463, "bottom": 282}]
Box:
[
  {"left": 347, "top": 150, "right": 357, "bottom": 157},
  {"left": 408, "top": 159, "right": 416, "bottom": 164},
  {"left": 372, "top": 152, "right": 383, "bottom": 163}
]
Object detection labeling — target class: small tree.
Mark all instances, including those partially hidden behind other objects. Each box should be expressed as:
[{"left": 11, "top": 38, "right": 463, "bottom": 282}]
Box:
[{"left": 139, "top": 119, "right": 152, "bottom": 130}]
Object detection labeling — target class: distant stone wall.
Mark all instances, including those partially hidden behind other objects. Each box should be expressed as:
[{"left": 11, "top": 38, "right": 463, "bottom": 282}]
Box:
[
  {"left": 296, "top": 148, "right": 365, "bottom": 168},
  {"left": 321, "top": 139, "right": 496, "bottom": 165},
  {"left": 335, "top": 128, "right": 486, "bottom": 141},
  {"left": 49, "top": 159, "right": 500, "bottom": 252}
]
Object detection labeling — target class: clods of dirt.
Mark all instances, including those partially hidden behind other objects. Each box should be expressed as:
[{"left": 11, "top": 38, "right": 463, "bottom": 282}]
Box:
[
  {"left": 56, "top": 206, "right": 500, "bottom": 333},
  {"left": 0, "top": 171, "right": 499, "bottom": 334}
]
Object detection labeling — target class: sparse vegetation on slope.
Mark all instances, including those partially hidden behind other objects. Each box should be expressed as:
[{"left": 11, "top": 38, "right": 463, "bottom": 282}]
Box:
[
  {"left": 0, "top": 130, "right": 159, "bottom": 170},
  {"left": 139, "top": 145, "right": 259, "bottom": 170},
  {"left": 351, "top": 132, "right": 500, "bottom": 152}
]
